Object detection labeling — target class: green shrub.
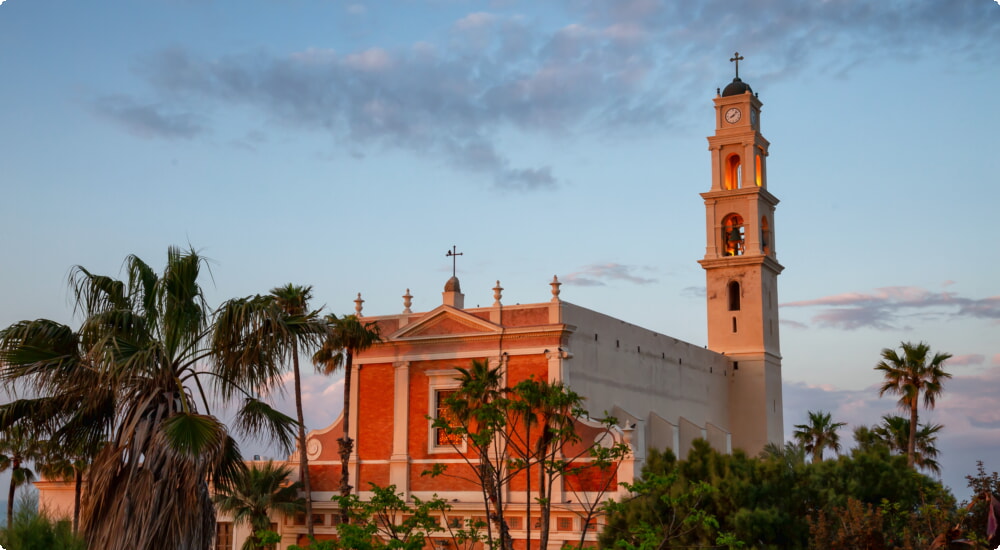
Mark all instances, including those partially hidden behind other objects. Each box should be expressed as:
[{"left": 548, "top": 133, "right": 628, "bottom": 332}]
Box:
[{"left": 0, "top": 493, "right": 86, "bottom": 550}]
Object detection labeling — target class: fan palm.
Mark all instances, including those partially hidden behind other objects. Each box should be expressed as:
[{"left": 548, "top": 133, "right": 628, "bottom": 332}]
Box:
[
  {"left": 875, "top": 341, "right": 951, "bottom": 468},
  {"left": 0, "top": 247, "right": 298, "bottom": 550},
  {"left": 36, "top": 437, "right": 101, "bottom": 535},
  {"left": 792, "top": 410, "right": 846, "bottom": 463},
  {"left": 213, "top": 460, "right": 305, "bottom": 550},
  {"left": 311, "top": 313, "right": 381, "bottom": 523},
  {"left": 0, "top": 424, "right": 42, "bottom": 528},
  {"left": 872, "top": 415, "right": 943, "bottom": 475},
  {"left": 216, "top": 284, "right": 326, "bottom": 538}
]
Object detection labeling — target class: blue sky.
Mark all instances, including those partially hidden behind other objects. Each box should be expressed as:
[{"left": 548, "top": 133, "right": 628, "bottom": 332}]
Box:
[{"left": 1, "top": 0, "right": 998, "bottom": 499}]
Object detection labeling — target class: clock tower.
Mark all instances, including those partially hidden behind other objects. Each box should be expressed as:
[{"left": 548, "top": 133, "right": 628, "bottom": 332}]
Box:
[{"left": 699, "top": 53, "right": 784, "bottom": 454}]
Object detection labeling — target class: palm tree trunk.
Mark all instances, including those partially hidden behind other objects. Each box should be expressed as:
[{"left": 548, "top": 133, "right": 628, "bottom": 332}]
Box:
[
  {"left": 908, "top": 399, "right": 918, "bottom": 468},
  {"left": 74, "top": 467, "right": 82, "bottom": 536},
  {"left": 292, "top": 344, "right": 315, "bottom": 539},
  {"left": 7, "top": 459, "right": 18, "bottom": 529},
  {"left": 338, "top": 350, "right": 355, "bottom": 525}
]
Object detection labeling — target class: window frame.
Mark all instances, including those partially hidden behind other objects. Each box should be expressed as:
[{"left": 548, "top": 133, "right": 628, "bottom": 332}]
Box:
[{"left": 426, "top": 369, "right": 467, "bottom": 454}]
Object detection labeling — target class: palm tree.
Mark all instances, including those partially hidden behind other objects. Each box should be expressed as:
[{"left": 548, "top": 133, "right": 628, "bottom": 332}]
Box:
[
  {"left": 0, "top": 247, "right": 298, "bottom": 550},
  {"left": 875, "top": 341, "right": 952, "bottom": 468},
  {"left": 792, "top": 410, "right": 846, "bottom": 463},
  {"left": 0, "top": 424, "right": 41, "bottom": 528},
  {"left": 37, "top": 437, "right": 100, "bottom": 535},
  {"left": 213, "top": 460, "right": 305, "bottom": 550},
  {"left": 871, "top": 415, "right": 943, "bottom": 475},
  {"left": 311, "top": 313, "right": 381, "bottom": 523},
  {"left": 217, "top": 284, "right": 326, "bottom": 538}
]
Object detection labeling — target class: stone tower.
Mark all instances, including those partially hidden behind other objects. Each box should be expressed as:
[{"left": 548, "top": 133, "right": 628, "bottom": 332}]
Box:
[{"left": 698, "top": 54, "right": 784, "bottom": 454}]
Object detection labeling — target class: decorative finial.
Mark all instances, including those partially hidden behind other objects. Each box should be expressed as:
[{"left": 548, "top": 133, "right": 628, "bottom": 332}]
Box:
[
  {"left": 402, "top": 288, "right": 412, "bottom": 313},
  {"left": 445, "top": 245, "right": 463, "bottom": 278},
  {"left": 550, "top": 275, "right": 562, "bottom": 302},
  {"left": 492, "top": 280, "right": 503, "bottom": 306},
  {"left": 729, "top": 51, "right": 744, "bottom": 79},
  {"left": 354, "top": 292, "right": 364, "bottom": 317}
]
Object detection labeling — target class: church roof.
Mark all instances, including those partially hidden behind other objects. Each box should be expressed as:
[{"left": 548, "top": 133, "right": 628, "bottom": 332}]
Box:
[
  {"left": 721, "top": 77, "right": 752, "bottom": 97},
  {"left": 444, "top": 275, "right": 461, "bottom": 292}
]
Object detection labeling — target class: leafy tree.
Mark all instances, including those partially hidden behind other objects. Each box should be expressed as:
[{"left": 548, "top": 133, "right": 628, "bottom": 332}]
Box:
[
  {"left": 311, "top": 313, "right": 381, "bottom": 524},
  {"left": 962, "top": 461, "right": 1000, "bottom": 547},
  {"left": 875, "top": 341, "right": 952, "bottom": 469},
  {"left": 0, "top": 492, "right": 86, "bottom": 550},
  {"left": 213, "top": 460, "right": 305, "bottom": 550},
  {"left": 0, "top": 423, "right": 41, "bottom": 529},
  {"left": 217, "top": 284, "right": 327, "bottom": 538},
  {"left": 600, "top": 439, "right": 956, "bottom": 550},
  {"left": 793, "top": 411, "right": 846, "bottom": 463},
  {"left": 0, "top": 247, "right": 298, "bottom": 550}
]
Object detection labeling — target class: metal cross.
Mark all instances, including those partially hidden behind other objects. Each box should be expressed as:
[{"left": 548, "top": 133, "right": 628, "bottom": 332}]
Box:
[
  {"left": 446, "top": 245, "right": 463, "bottom": 278},
  {"left": 730, "top": 52, "right": 744, "bottom": 79}
]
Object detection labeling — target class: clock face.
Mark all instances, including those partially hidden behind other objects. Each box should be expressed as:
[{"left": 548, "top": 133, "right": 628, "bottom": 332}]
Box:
[{"left": 725, "top": 107, "right": 742, "bottom": 124}]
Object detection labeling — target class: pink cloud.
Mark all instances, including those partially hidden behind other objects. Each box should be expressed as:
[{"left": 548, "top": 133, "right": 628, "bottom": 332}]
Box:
[{"left": 949, "top": 354, "right": 986, "bottom": 366}]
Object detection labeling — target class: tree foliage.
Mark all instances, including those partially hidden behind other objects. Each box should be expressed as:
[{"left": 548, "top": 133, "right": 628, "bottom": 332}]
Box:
[
  {"left": 213, "top": 460, "right": 305, "bottom": 550},
  {"left": 600, "top": 439, "right": 956, "bottom": 550},
  {"left": 0, "top": 247, "right": 299, "bottom": 550}
]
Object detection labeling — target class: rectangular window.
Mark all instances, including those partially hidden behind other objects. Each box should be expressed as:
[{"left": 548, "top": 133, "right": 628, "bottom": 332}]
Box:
[
  {"left": 506, "top": 516, "right": 522, "bottom": 530},
  {"left": 434, "top": 389, "right": 463, "bottom": 446},
  {"left": 312, "top": 514, "right": 325, "bottom": 526},
  {"left": 557, "top": 516, "right": 574, "bottom": 531},
  {"left": 215, "top": 522, "right": 233, "bottom": 550}
]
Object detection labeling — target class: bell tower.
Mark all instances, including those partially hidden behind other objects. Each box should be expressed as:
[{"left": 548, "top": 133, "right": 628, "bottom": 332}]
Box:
[{"left": 698, "top": 53, "right": 784, "bottom": 454}]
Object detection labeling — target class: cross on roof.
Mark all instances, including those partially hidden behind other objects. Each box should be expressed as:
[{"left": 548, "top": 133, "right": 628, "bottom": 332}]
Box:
[
  {"left": 730, "top": 52, "right": 744, "bottom": 79},
  {"left": 446, "top": 245, "right": 463, "bottom": 278}
]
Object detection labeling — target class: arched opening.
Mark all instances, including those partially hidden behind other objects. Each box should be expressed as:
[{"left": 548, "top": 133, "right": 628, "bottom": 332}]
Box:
[
  {"left": 722, "top": 214, "right": 745, "bottom": 256},
  {"left": 728, "top": 281, "right": 741, "bottom": 311},
  {"left": 755, "top": 152, "right": 763, "bottom": 187},
  {"left": 761, "top": 216, "right": 771, "bottom": 255},
  {"left": 725, "top": 154, "right": 741, "bottom": 190}
]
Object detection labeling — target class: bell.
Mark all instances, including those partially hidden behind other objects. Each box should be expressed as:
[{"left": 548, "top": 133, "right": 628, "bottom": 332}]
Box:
[{"left": 727, "top": 227, "right": 742, "bottom": 243}]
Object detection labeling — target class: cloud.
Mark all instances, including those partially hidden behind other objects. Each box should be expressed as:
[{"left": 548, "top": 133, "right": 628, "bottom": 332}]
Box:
[
  {"left": 781, "top": 286, "right": 1000, "bottom": 330},
  {"left": 561, "top": 262, "right": 657, "bottom": 286},
  {"left": 949, "top": 354, "right": 986, "bottom": 367},
  {"left": 92, "top": 95, "right": 205, "bottom": 139},
  {"left": 100, "top": 2, "right": 998, "bottom": 189}
]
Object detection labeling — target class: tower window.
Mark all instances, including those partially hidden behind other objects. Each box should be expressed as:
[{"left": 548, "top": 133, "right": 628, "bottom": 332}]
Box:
[
  {"left": 722, "top": 214, "right": 745, "bottom": 256},
  {"left": 728, "top": 281, "right": 741, "bottom": 311},
  {"left": 761, "top": 216, "right": 771, "bottom": 255},
  {"left": 755, "top": 152, "right": 763, "bottom": 187},
  {"left": 725, "top": 154, "right": 741, "bottom": 190},
  {"left": 732, "top": 316, "right": 737, "bottom": 333}
]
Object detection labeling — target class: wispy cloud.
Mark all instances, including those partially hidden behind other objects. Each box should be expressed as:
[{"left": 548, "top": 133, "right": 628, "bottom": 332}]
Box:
[
  {"left": 781, "top": 286, "right": 1000, "bottom": 330},
  {"left": 561, "top": 262, "right": 657, "bottom": 286},
  {"left": 92, "top": 95, "right": 205, "bottom": 139},
  {"left": 92, "top": 1, "right": 998, "bottom": 190}
]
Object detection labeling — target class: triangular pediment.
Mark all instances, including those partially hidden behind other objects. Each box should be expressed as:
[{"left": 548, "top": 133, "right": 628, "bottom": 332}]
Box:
[{"left": 392, "top": 306, "right": 502, "bottom": 339}]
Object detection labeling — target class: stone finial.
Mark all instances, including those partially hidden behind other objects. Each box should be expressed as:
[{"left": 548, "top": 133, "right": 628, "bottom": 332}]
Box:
[
  {"left": 402, "top": 288, "right": 413, "bottom": 314},
  {"left": 354, "top": 292, "right": 364, "bottom": 317},
  {"left": 550, "top": 275, "right": 562, "bottom": 302},
  {"left": 492, "top": 280, "right": 503, "bottom": 306}
]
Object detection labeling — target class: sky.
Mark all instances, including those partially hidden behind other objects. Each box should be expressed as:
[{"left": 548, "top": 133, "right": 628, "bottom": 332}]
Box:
[{"left": 1, "top": 0, "right": 998, "bottom": 501}]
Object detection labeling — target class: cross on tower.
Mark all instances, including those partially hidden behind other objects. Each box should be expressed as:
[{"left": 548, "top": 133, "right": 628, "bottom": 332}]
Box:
[
  {"left": 445, "top": 245, "right": 463, "bottom": 277},
  {"left": 730, "top": 52, "right": 744, "bottom": 79}
]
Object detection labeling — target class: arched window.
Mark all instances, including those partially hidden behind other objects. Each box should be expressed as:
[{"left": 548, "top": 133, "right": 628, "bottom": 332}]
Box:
[
  {"left": 725, "top": 154, "right": 741, "bottom": 190},
  {"left": 761, "top": 216, "right": 770, "bottom": 255},
  {"left": 755, "top": 152, "right": 763, "bottom": 187},
  {"left": 728, "top": 281, "right": 741, "bottom": 311},
  {"left": 722, "top": 214, "right": 745, "bottom": 256}
]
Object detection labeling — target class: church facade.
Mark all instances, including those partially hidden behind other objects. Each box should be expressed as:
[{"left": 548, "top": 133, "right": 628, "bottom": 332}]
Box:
[{"left": 37, "top": 64, "right": 785, "bottom": 550}]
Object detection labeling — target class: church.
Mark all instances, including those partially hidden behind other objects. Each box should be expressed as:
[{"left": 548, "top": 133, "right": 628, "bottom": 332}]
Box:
[{"left": 38, "top": 59, "right": 785, "bottom": 550}]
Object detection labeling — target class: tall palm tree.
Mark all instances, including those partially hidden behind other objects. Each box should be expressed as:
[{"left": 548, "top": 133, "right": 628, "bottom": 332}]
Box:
[
  {"left": 213, "top": 460, "right": 305, "bottom": 550},
  {"left": 0, "top": 424, "right": 41, "bottom": 528},
  {"left": 871, "top": 415, "right": 943, "bottom": 475},
  {"left": 0, "top": 247, "right": 298, "bottom": 550},
  {"left": 217, "top": 284, "right": 326, "bottom": 539},
  {"left": 792, "top": 410, "right": 846, "bottom": 463},
  {"left": 875, "top": 341, "right": 952, "bottom": 468},
  {"left": 311, "top": 313, "right": 381, "bottom": 523},
  {"left": 37, "top": 437, "right": 101, "bottom": 535}
]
